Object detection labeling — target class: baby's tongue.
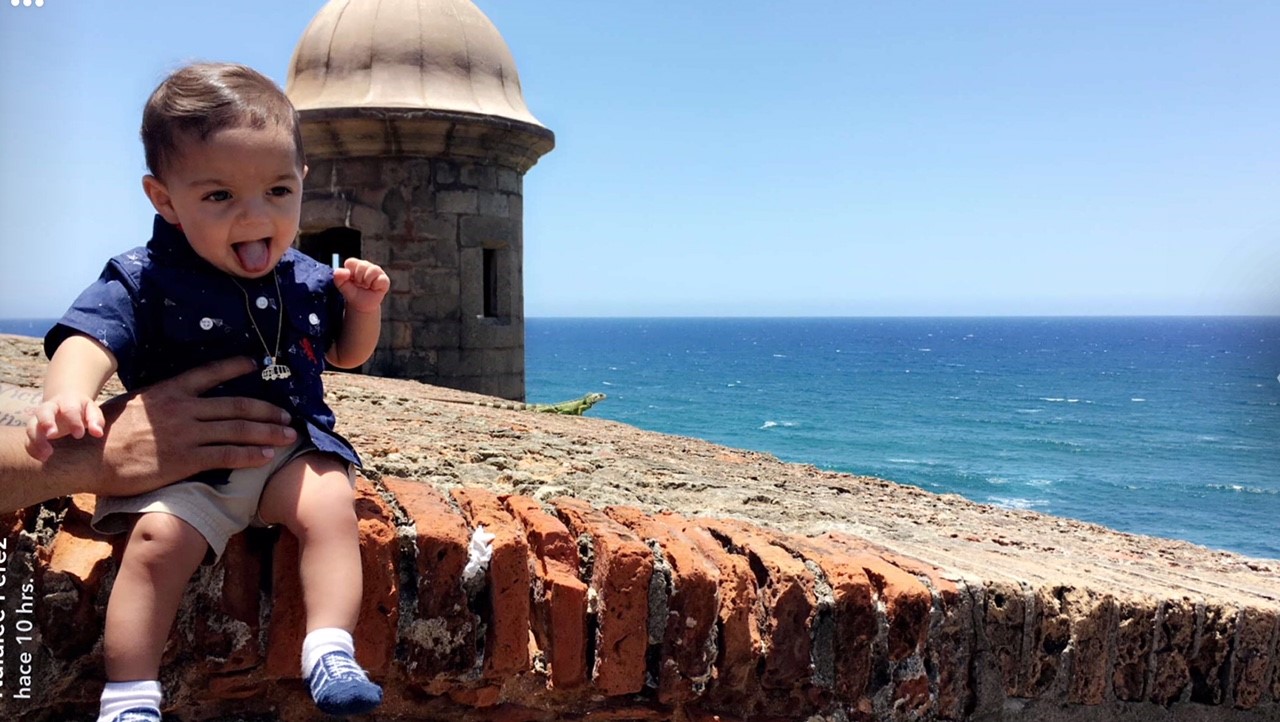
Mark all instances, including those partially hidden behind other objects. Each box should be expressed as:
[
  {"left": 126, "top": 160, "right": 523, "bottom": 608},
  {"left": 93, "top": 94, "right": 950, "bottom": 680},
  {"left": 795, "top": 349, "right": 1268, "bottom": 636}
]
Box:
[{"left": 234, "top": 240, "right": 270, "bottom": 274}]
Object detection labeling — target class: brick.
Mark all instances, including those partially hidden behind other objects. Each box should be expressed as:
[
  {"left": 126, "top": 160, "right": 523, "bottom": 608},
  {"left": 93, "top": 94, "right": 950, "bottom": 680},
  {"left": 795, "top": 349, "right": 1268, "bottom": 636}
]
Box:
[
  {"left": 775, "top": 534, "right": 877, "bottom": 713},
  {"left": 552, "top": 496, "right": 653, "bottom": 696},
  {"left": 265, "top": 529, "right": 304, "bottom": 678},
  {"left": 438, "top": 189, "right": 479, "bottom": 215},
  {"left": 1150, "top": 597, "right": 1196, "bottom": 705},
  {"left": 697, "top": 518, "right": 817, "bottom": 714},
  {"left": 606, "top": 507, "right": 720, "bottom": 704},
  {"left": 1065, "top": 589, "right": 1117, "bottom": 705},
  {"left": 353, "top": 478, "right": 400, "bottom": 676},
  {"left": 452, "top": 486, "right": 533, "bottom": 677},
  {"left": 1112, "top": 595, "right": 1157, "bottom": 702},
  {"left": 265, "top": 477, "right": 399, "bottom": 679},
  {"left": 1232, "top": 606, "right": 1277, "bottom": 709},
  {"left": 983, "top": 579, "right": 1029, "bottom": 698},
  {"left": 382, "top": 477, "right": 477, "bottom": 686},
  {"left": 176, "top": 530, "right": 272, "bottom": 680},
  {"left": 505, "top": 494, "right": 589, "bottom": 689},
  {"left": 1189, "top": 603, "right": 1235, "bottom": 705},
  {"left": 680, "top": 519, "right": 762, "bottom": 713},
  {"left": 1025, "top": 586, "right": 1071, "bottom": 697},
  {"left": 37, "top": 518, "right": 115, "bottom": 658}
]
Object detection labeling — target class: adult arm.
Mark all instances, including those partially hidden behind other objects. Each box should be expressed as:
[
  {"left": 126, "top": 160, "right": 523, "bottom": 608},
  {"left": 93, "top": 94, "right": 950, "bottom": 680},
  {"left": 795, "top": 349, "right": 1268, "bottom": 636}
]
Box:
[{"left": 0, "top": 356, "right": 296, "bottom": 513}]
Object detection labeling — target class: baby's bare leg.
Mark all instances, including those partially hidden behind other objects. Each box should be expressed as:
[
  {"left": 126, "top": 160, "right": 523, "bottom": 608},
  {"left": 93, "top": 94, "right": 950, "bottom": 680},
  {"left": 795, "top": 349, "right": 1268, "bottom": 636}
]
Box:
[
  {"left": 104, "top": 512, "right": 207, "bottom": 681},
  {"left": 257, "top": 453, "right": 361, "bottom": 632},
  {"left": 257, "top": 453, "right": 381, "bottom": 715}
]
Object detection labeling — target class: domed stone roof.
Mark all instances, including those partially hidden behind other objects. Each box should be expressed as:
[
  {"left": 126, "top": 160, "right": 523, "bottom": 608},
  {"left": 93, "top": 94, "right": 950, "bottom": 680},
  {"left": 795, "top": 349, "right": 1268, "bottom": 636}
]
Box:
[{"left": 286, "top": 0, "right": 544, "bottom": 128}]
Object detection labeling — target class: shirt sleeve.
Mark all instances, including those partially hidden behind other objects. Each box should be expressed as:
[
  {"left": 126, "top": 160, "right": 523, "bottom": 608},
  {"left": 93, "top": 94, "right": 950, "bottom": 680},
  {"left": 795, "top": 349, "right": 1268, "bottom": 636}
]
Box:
[
  {"left": 324, "top": 279, "right": 346, "bottom": 349},
  {"left": 44, "top": 258, "right": 139, "bottom": 380}
]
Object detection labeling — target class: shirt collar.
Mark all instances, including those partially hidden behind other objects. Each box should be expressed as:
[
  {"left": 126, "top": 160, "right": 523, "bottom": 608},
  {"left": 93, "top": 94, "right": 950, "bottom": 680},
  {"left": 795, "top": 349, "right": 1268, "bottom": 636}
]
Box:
[{"left": 144, "top": 215, "right": 293, "bottom": 280}]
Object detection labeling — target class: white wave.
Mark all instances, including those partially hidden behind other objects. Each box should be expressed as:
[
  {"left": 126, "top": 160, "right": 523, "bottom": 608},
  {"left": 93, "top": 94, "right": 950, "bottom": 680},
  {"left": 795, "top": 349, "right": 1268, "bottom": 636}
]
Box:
[
  {"left": 1026, "top": 478, "right": 1057, "bottom": 487},
  {"left": 886, "top": 457, "right": 935, "bottom": 466},
  {"left": 1040, "top": 397, "right": 1066, "bottom": 402},
  {"left": 986, "top": 476, "right": 1009, "bottom": 485},
  {"left": 989, "top": 496, "right": 1048, "bottom": 510},
  {"left": 1067, "top": 399, "right": 1080, "bottom": 403},
  {"left": 1206, "top": 484, "right": 1277, "bottom": 495},
  {"left": 1130, "top": 398, "right": 1146, "bottom": 402},
  {"left": 760, "top": 421, "right": 778, "bottom": 429},
  {"left": 1016, "top": 408, "right": 1044, "bottom": 414},
  {"left": 772, "top": 354, "right": 787, "bottom": 358},
  {"left": 918, "top": 348, "right": 932, "bottom": 352},
  {"left": 601, "top": 381, "right": 614, "bottom": 386}
]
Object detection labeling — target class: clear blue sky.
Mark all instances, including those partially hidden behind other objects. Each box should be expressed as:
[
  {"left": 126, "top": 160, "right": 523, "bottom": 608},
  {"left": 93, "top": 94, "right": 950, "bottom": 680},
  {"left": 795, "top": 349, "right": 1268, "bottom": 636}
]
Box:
[{"left": 2, "top": 1, "right": 1277, "bottom": 317}]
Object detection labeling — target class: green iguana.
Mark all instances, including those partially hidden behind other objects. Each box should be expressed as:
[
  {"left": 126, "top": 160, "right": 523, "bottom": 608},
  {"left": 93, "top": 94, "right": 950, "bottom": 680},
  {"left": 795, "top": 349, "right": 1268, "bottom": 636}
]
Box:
[{"left": 431, "top": 392, "right": 607, "bottom": 416}]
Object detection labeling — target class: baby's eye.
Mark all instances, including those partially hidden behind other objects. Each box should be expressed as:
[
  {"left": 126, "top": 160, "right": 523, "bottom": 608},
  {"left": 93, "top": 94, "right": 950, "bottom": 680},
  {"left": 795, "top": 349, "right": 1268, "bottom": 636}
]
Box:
[
  {"left": 269, "top": 186, "right": 294, "bottom": 197},
  {"left": 203, "top": 190, "right": 232, "bottom": 202}
]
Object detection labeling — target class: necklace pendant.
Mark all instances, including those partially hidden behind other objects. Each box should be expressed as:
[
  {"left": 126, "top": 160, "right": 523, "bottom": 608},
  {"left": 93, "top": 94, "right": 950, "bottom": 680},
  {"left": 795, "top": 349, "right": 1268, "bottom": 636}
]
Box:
[{"left": 261, "top": 359, "right": 293, "bottom": 382}]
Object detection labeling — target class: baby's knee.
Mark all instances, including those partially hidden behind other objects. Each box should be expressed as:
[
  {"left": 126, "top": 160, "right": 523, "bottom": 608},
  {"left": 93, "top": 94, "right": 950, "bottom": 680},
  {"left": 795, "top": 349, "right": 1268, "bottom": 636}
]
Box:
[
  {"left": 295, "top": 483, "right": 358, "bottom": 536},
  {"left": 127, "top": 514, "right": 206, "bottom": 565}
]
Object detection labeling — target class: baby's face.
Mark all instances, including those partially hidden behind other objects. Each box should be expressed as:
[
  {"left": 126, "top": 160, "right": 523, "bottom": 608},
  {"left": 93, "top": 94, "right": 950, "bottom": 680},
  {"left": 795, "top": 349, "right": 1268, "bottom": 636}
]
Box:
[{"left": 150, "top": 124, "right": 305, "bottom": 278}]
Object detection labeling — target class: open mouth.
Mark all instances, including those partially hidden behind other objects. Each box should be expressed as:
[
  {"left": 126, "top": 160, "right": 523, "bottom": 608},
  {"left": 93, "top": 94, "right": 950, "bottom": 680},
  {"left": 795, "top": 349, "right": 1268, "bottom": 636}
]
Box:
[{"left": 232, "top": 238, "right": 272, "bottom": 274}]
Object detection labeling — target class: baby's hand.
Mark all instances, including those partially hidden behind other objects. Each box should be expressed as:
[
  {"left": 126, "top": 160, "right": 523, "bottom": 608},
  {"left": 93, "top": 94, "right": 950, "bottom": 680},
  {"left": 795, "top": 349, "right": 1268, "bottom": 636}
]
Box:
[
  {"left": 333, "top": 258, "right": 391, "bottom": 313},
  {"left": 25, "top": 393, "right": 105, "bottom": 461}
]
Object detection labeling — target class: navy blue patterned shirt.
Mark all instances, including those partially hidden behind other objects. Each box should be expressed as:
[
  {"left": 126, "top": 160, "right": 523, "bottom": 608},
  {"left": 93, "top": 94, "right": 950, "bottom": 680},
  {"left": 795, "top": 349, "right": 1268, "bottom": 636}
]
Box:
[{"left": 45, "top": 215, "right": 361, "bottom": 483}]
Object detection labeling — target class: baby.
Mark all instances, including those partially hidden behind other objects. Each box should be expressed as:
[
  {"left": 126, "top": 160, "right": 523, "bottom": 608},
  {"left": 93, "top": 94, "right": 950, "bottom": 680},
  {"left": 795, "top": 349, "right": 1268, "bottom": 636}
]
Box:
[{"left": 27, "top": 63, "right": 389, "bottom": 721}]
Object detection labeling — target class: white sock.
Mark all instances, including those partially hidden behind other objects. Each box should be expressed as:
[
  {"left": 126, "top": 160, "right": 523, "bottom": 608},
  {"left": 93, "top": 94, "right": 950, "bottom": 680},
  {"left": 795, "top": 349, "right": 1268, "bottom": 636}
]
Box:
[
  {"left": 97, "top": 680, "right": 162, "bottom": 722},
  {"left": 302, "top": 627, "right": 356, "bottom": 679}
]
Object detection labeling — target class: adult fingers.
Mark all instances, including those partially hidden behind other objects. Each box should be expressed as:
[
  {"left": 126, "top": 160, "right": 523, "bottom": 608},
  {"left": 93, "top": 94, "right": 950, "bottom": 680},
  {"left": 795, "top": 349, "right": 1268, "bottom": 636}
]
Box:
[
  {"left": 167, "top": 357, "right": 258, "bottom": 396},
  {"left": 191, "top": 444, "right": 278, "bottom": 471},
  {"left": 191, "top": 418, "right": 297, "bottom": 447},
  {"left": 191, "top": 396, "right": 292, "bottom": 425}
]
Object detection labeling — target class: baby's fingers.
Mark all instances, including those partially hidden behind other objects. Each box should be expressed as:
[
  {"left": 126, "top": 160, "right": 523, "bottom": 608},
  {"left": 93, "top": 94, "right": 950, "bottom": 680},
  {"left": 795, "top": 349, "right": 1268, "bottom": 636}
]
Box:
[
  {"left": 86, "top": 401, "right": 106, "bottom": 438},
  {"left": 54, "top": 397, "right": 89, "bottom": 440},
  {"left": 25, "top": 416, "right": 53, "bottom": 462}
]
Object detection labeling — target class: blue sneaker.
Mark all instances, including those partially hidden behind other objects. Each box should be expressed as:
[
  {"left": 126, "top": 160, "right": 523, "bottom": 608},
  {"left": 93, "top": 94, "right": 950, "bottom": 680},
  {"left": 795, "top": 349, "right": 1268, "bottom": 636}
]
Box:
[
  {"left": 306, "top": 650, "right": 383, "bottom": 716},
  {"left": 112, "top": 709, "right": 161, "bottom": 722}
]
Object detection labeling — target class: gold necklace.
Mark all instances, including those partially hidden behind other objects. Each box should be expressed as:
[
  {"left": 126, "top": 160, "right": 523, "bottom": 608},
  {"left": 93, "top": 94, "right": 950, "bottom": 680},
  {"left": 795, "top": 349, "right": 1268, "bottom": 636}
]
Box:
[{"left": 233, "top": 271, "right": 292, "bottom": 382}]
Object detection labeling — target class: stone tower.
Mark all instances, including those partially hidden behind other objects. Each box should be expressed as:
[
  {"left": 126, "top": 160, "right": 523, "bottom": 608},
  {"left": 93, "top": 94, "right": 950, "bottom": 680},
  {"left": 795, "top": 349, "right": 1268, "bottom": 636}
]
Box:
[{"left": 286, "top": 0, "right": 554, "bottom": 400}]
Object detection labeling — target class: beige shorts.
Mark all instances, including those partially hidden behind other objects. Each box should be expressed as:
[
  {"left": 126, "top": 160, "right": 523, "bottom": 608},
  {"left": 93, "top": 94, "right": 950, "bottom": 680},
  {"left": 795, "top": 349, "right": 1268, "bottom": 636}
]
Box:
[{"left": 92, "top": 439, "right": 354, "bottom": 559}]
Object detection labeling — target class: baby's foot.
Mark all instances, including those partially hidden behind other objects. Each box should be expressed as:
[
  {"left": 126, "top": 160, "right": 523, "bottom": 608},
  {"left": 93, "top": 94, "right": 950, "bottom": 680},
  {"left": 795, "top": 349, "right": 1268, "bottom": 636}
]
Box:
[
  {"left": 306, "top": 650, "right": 383, "bottom": 716},
  {"left": 110, "top": 709, "right": 161, "bottom": 722}
]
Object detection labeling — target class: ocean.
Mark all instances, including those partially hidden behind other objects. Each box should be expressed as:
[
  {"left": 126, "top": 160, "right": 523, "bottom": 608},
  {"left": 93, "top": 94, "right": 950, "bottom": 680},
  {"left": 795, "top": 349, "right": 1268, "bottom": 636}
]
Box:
[{"left": 6, "top": 317, "right": 1278, "bottom": 559}]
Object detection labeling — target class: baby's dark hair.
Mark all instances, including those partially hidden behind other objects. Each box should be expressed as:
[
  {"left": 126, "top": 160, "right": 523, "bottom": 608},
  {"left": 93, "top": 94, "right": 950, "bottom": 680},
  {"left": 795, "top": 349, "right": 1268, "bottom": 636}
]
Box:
[{"left": 141, "top": 62, "right": 304, "bottom": 178}]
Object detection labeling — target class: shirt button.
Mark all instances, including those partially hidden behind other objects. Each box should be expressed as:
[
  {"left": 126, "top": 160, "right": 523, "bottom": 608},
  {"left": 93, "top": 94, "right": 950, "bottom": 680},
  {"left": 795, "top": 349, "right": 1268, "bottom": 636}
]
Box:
[
  {"left": 309, "top": 313, "right": 320, "bottom": 325},
  {"left": 256, "top": 296, "right": 270, "bottom": 309},
  {"left": 199, "top": 317, "right": 214, "bottom": 330}
]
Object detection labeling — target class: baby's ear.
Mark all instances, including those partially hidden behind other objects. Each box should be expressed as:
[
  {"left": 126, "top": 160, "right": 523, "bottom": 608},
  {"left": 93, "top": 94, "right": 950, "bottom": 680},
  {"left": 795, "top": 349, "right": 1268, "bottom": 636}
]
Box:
[{"left": 141, "top": 175, "right": 180, "bottom": 224}]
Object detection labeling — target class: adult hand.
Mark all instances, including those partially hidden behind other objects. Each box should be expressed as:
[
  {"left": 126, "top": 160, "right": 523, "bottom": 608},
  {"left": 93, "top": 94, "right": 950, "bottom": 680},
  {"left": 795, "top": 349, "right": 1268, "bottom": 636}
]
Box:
[
  {"left": 89, "top": 356, "right": 298, "bottom": 496},
  {"left": 0, "top": 357, "right": 296, "bottom": 513}
]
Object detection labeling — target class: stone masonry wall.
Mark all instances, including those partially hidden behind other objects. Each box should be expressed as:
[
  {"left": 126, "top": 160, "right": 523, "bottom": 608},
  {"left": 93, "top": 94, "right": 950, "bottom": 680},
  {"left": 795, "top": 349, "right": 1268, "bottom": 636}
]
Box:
[
  {"left": 1, "top": 335, "right": 1278, "bottom": 721},
  {"left": 302, "top": 156, "right": 525, "bottom": 401}
]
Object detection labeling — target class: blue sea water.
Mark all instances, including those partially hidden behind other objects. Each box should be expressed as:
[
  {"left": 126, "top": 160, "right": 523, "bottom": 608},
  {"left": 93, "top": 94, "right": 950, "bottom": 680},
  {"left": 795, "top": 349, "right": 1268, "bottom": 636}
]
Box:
[
  {"left": 526, "top": 317, "right": 1280, "bottom": 560},
  {"left": 5, "top": 317, "right": 1278, "bottom": 559}
]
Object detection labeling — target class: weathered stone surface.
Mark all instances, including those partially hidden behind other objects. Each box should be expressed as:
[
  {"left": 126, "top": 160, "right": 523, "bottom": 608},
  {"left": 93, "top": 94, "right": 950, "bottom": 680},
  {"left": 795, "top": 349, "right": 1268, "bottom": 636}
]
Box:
[
  {"left": 1150, "top": 597, "right": 1197, "bottom": 705},
  {"left": 1231, "top": 606, "right": 1278, "bottom": 709},
  {"left": 984, "top": 579, "right": 1029, "bottom": 699},
  {"left": 1190, "top": 602, "right": 1235, "bottom": 705},
  {"left": 1112, "top": 595, "right": 1157, "bottom": 702},
  {"left": 1065, "top": 588, "right": 1117, "bottom": 705},
  {"left": 3, "top": 335, "right": 1280, "bottom": 722}
]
